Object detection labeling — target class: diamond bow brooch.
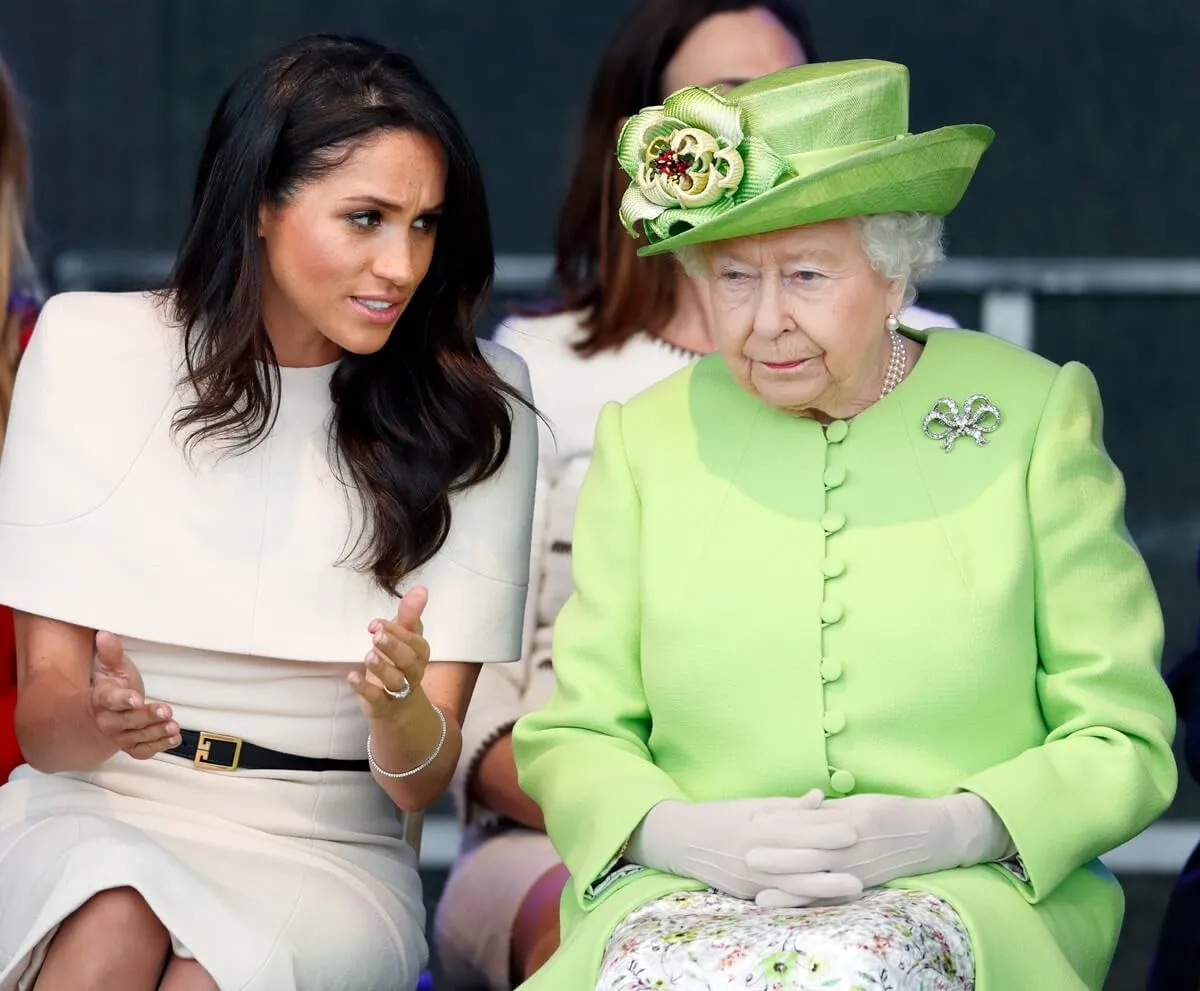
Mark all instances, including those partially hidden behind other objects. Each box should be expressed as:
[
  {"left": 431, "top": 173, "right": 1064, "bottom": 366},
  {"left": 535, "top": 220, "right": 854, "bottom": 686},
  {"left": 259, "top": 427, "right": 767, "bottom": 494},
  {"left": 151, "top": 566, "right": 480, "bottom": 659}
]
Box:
[{"left": 922, "top": 395, "right": 1001, "bottom": 452}]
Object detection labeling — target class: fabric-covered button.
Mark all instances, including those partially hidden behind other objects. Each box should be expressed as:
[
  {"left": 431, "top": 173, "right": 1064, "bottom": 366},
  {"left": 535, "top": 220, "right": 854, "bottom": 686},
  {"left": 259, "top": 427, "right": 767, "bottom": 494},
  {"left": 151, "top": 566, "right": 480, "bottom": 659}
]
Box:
[
  {"left": 830, "top": 769, "right": 856, "bottom": 794},
  {"left": 823, "top": 465, "right": 846, "bottom": 489},
  {"left": 825, "top": 420, "right": 849, "bottom": 443},
  {"left": 821, "top": 511, "right": 846, "bottom": 534},
  {"left": 820, "top": 657, "right": 843, "bottom": 682},
  {"left": 822, "top": 556, "right": 845, "bottom": 579},
  {"left": 820, "top": 601, "right": 844, "bottom": 624},
  {"left": 823, "top": 711, "right": 846, "bottom": 735}
]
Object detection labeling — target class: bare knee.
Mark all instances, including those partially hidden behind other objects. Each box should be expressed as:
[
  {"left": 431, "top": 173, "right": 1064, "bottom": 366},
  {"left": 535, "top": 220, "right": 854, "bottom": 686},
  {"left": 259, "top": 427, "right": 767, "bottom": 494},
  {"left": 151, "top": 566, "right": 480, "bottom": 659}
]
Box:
[
  {"left": 78, "top": 887, "right": 167, "bottom": 932},
  {"left": 36, "top": 888, "right": 169, "bottom": 991}
]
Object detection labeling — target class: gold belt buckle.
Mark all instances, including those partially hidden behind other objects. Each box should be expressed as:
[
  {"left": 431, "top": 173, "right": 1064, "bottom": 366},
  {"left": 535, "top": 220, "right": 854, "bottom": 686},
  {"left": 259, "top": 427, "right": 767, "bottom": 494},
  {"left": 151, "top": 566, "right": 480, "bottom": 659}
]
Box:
[{"left": 194, "top": 731, "right": 243, "bottom": 772}]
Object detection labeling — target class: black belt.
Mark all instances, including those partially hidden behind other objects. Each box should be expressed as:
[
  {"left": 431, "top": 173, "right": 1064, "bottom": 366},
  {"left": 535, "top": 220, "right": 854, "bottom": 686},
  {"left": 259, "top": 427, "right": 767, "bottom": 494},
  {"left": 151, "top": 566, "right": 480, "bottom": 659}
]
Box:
[{"left": 166, "top": 729, "right": 370, "bottom": 773}]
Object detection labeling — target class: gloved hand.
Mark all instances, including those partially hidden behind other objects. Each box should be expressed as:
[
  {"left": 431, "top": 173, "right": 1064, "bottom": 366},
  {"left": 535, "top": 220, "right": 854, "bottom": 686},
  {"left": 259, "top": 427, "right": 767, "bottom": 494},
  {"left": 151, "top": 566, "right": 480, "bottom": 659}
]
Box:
[
  {"left": 749, "top": 791, "right": 1014, "bottom": 908},
  {"left": 626, "top": 788, "right": 864, "bottom": 904}
]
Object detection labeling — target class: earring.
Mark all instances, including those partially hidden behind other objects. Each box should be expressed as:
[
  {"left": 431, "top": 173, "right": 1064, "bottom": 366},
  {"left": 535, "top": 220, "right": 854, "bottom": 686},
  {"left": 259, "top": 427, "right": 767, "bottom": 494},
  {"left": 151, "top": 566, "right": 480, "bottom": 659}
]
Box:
[{"left": 885, "top": 313, "right": 900, "bottom": 333}]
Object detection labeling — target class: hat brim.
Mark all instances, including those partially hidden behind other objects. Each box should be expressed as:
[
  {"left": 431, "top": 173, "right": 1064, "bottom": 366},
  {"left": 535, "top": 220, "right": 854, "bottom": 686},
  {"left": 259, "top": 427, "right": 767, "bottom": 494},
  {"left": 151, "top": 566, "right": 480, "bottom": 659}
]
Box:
[{"left": 636, "top": 123, "right": 993, "bottom": 257}]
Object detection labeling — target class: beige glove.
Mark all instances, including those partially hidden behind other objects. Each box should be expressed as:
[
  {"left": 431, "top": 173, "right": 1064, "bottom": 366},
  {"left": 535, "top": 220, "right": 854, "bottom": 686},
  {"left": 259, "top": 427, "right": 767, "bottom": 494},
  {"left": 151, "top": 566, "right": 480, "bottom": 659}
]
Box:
[
  {"left": 749, "top": 792, "right": 1014, "bottom": 908},
  {"left": 626, "top": 789, "right": 864, "bottom": 904}
]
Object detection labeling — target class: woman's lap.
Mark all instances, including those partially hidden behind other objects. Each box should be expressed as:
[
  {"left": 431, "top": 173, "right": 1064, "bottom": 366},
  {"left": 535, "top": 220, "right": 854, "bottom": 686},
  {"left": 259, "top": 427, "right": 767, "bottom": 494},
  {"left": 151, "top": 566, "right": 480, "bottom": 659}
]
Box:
[
  {"left": 0, "top": 806, "right": 423, "bottom": 991},
  {"left": 598, "top": 888, "right": 974, "bottom": 991}
]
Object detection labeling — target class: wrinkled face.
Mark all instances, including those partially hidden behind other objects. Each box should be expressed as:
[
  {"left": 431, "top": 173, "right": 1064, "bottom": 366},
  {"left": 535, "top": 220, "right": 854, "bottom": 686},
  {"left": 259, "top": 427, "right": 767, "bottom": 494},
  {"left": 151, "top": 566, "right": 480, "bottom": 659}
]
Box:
[
  {"left": 258, "top": 128, "right": 446, "bottom": 367},
  {"left": 662, "top": 6, "right": 807, "bottom": 95},
  {"left": 695, "top": 219, "right": 905, "bottom": 418}
]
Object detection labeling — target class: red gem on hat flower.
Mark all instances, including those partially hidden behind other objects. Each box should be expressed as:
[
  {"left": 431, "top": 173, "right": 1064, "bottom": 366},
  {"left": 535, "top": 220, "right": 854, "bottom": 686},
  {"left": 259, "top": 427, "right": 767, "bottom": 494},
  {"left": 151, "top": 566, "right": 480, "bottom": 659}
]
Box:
[{"left": 652, "top": 148, "right": 692, "bottom": 180}]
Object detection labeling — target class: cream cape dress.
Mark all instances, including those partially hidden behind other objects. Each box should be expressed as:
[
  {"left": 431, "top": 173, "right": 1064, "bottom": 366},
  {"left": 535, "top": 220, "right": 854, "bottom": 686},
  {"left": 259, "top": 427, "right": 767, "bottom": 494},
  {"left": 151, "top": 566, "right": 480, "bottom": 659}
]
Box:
[{"left": 0, "top": 292, "right": 537, "bottom": 990}]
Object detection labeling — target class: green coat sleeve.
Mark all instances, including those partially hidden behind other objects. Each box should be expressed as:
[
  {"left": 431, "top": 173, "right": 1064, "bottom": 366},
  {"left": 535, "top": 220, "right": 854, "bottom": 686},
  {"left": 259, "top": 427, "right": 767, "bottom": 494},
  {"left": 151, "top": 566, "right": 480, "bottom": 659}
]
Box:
[
  {"left": 959, "top": 361, "right": 1177, "bottom": 900},
  {"left": 513, "top": 402, "right": 687, "bottom": 908}
]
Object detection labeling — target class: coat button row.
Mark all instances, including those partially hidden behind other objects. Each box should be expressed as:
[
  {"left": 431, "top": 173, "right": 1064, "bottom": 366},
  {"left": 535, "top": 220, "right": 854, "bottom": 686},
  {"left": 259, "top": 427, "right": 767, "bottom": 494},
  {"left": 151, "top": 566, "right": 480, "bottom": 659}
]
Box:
[{"left": 820, "top": 426, "right": 848, "bottom": 794}]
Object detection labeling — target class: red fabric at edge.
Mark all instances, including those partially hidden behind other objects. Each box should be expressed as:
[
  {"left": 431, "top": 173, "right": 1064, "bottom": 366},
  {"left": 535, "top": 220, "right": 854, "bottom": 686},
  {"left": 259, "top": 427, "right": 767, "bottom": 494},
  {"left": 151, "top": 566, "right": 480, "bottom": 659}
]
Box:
[{"left": 0, "top": 574, "right": 21, "bottom": 783}]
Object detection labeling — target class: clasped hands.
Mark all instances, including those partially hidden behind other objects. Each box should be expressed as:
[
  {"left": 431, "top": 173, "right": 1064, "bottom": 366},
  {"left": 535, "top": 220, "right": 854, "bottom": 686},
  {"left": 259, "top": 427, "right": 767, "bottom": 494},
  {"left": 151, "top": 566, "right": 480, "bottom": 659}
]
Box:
[{"left": 628, "top": 788, "right": 1011, "bottom": 908}]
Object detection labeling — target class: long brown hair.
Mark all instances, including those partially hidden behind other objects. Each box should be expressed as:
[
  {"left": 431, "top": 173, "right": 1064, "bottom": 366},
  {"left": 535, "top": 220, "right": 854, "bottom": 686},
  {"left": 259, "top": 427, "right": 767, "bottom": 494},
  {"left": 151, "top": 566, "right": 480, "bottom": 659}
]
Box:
[
  {"left": 167, "top": 35, "right": 527, "bottom": 594},
  {"left": 0, "top": 57, "right": 32, "bottom": 454},
  {"left": 552, "top": 0, "right": 817, "bottom": 355}
]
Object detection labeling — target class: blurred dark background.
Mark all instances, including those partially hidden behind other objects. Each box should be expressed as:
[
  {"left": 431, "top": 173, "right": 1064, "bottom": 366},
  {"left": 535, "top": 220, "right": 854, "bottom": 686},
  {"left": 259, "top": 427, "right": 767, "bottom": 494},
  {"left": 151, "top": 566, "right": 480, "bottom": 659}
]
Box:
[
  {"left": 3, "top": 1, "right": 1197, "bottom": 257},
  {"left": 2, "top": 2, "right": 1197, "bottom": 987}
]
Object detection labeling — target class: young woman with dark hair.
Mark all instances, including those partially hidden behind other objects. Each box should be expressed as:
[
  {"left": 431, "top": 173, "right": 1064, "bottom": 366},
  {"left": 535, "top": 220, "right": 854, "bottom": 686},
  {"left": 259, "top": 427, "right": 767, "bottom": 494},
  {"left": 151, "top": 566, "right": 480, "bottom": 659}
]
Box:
[{"left": 0, "top": 34, "right": 536, "bottom": 991}]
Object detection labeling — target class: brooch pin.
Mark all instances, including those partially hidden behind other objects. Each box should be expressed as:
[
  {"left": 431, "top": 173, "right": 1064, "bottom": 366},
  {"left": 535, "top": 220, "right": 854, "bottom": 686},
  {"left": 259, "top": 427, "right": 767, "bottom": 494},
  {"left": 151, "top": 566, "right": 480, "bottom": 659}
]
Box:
[{"left": 922, "top": 395, "right": 1001, "bottom": 452}]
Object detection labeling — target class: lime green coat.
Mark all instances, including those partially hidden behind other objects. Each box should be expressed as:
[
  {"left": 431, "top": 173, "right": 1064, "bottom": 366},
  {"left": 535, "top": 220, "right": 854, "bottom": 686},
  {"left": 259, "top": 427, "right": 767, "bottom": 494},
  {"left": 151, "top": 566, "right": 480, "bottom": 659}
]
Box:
[{"left": 513, "top": 330, "right": 1177, "bottom": 990}]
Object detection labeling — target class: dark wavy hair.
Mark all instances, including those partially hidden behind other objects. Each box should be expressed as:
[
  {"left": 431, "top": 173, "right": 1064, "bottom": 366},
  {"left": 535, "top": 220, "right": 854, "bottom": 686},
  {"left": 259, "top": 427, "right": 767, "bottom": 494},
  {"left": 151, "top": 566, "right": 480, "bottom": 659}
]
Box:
[
  {"left": 166, "top": 34, "right": 522, "bottom": 593},
  {"left": 551, "top": 0, "right": 817, "bottom": 355}
]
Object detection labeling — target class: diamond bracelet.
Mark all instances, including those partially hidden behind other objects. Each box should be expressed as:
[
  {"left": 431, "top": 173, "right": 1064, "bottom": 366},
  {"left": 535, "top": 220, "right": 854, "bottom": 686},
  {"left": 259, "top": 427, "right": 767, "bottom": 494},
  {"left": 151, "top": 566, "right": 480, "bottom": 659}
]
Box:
[{"left": 366, "top": 704, "right": 447, "bottom": 779}]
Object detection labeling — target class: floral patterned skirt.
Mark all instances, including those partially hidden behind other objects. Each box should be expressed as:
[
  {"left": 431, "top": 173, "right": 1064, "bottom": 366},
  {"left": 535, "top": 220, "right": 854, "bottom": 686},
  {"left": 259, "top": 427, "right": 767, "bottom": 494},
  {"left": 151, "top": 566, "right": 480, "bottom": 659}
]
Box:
[{"left": 597, "top": 888, "right": 974, "bottom": 991}]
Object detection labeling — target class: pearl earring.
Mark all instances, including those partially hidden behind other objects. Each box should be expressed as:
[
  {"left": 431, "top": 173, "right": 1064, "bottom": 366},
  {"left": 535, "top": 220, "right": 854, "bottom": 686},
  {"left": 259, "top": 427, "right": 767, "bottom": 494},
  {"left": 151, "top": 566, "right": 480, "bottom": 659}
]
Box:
[{"left": 885, "top": 313, "right": 900, "bottom": 333}]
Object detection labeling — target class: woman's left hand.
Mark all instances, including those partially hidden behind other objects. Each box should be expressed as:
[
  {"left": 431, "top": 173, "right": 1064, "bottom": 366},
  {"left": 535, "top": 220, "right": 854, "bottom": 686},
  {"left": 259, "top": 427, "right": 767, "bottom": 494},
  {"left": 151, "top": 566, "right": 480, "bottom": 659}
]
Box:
[
  {"left": 747, "top": 792, "right": 1013, "bottom": 907},
  {"left": 349, "top": 587, "right": 431, "bottom": 722}
]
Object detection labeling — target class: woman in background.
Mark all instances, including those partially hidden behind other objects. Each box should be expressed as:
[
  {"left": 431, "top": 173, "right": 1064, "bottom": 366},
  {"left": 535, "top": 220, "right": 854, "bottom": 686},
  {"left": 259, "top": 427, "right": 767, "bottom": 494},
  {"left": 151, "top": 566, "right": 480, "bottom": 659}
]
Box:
[
  {"left": 0, "top": 54, "right": 41, "bottom": 786},
  {"left": 435, "top": 2, "right": 956, "bottom": 987}
]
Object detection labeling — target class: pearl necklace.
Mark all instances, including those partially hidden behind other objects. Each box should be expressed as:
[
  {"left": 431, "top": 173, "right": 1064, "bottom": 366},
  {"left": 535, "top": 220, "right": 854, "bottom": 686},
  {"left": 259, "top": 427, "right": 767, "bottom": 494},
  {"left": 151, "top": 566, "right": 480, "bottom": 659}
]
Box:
[{"left": 879, "top": 330, "right": 906, "bottom": 399}]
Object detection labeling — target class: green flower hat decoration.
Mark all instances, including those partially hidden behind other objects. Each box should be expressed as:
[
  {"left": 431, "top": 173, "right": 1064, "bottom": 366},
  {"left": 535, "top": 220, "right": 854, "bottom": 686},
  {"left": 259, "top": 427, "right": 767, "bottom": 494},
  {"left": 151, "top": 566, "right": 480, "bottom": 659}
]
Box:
[
  {"left": 617, "top": 86, "right": 791, "bottom": 242},
  {"left": 614, "top": 60, "right": 995, "bottom": 257}
]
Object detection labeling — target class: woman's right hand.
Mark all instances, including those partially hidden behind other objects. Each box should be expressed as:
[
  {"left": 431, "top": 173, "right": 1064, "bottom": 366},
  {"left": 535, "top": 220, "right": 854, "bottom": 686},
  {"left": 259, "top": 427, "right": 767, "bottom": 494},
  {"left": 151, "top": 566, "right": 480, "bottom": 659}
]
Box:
[
  {"left": 624, "top": 789, "right": 864, "bottom": 904},
  {"left": 87, "top": 632, "right": 181, "bottom": 759}
]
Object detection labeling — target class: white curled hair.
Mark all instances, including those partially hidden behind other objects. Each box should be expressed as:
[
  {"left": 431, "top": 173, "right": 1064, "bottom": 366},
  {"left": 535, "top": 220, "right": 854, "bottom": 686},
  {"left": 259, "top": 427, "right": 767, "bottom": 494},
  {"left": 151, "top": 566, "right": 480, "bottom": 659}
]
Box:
[
  {"left": 851, "top": 213, "right": 945, "bottom": 309},
  {"left": 673, "top": 212, "right": 945, "bottom": 309}
]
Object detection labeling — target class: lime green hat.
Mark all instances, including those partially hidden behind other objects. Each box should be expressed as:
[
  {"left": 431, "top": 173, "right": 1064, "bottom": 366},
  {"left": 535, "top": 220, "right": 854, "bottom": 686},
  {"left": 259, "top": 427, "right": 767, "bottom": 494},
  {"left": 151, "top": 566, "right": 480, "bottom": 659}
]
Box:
[{"left": 616, "top": 59, "right": 993, "bottom": 257}]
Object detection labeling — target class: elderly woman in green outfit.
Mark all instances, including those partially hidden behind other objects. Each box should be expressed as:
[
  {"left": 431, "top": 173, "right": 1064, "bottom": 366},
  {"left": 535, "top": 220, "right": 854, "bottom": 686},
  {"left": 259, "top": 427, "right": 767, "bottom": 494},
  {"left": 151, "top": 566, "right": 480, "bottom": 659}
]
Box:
[{"left": 513, "top": 60, "right": 1176, "bottom": 991}]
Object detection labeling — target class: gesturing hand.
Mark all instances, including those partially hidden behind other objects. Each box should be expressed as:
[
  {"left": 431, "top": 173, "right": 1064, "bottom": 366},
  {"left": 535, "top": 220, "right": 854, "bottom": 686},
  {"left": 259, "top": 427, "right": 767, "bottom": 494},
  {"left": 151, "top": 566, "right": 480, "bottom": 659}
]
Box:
[
  {"left": 749, "top": 792, "right": 1013, "bottom": 908},
  {"left": 625, "top": 789, "right": 864, "bottom": 905},
  {"left": 349, "top": 586, "right": 431, "bottom": 722},
  {"left": 88, "top": 631, "right": 180, "bottom": 759}
]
